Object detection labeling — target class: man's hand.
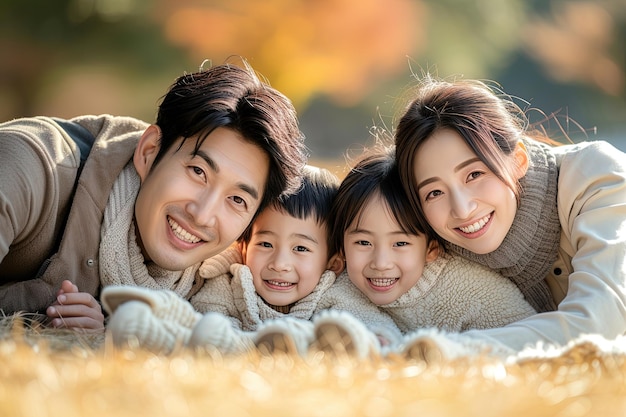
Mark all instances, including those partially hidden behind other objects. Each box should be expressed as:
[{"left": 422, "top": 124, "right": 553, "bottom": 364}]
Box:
[{"left": 46, "top": 280, "right": 105, "bottom": 332}]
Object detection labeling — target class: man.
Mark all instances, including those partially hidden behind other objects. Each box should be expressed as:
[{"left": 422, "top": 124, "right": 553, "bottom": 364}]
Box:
[{"left": 0, "top": 61, "right": 307, "bottom": 331}]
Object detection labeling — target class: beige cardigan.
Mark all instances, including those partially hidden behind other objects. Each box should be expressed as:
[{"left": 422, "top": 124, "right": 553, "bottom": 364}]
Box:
[{"left": 0, "top": 115, "right": 147, "bottom": 313}]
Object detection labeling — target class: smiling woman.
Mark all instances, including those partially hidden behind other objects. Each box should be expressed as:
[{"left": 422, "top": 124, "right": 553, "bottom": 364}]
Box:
[{"left": 395, "top": 76, "right": 626, "bottom": 352}]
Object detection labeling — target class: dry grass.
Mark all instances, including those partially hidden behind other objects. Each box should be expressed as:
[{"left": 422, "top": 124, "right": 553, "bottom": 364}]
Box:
[{"left": 0, "top": 315, "right": 625, "bottom": 417}]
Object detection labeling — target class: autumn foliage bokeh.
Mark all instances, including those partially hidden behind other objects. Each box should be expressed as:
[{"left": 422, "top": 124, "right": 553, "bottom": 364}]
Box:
[{"left": 154, "top": 0, "right": 426, "bottom": 107}]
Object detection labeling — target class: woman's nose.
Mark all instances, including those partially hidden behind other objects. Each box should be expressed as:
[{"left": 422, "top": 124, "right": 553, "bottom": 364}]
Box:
[{"left": 449, "top": 187, "right": 478, "bottom": 220}]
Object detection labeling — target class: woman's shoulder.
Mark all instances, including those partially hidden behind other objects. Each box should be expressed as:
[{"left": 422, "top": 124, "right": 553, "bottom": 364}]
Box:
[{"left": 553, "top": 140, "right": 626, "bottom": 168}]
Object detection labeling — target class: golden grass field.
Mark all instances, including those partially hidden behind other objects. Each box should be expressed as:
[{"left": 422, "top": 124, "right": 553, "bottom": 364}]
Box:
[{"left": 0, "top": 315, "right": 625, "bottom": 417}]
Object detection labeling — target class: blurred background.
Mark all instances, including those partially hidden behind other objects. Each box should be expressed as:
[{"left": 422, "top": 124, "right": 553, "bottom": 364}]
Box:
[{"left": 1, "top": 0, "right": 624, "bottom": 173}]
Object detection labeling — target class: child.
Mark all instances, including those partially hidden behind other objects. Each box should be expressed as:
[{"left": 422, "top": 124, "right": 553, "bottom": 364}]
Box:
[
  {"left": 312, "top": 145, "right": 536, "bottom": 357},
  {"left": 394, "top": 76, "right": 626, "bottom": 352}
]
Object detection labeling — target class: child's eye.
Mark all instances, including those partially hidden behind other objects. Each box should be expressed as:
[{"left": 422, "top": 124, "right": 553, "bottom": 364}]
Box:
[
  {"left": 394, "top": 241, "right": 409, "bottom": 247},
  {"left": 356, "top": 240, "right": 371, "bottom": 246},
  {"left": 294, "top": 245, "right": 310, "bottom": 253},
  {"left": 258, "top": 241, "right": 272, "bottom": 248}
]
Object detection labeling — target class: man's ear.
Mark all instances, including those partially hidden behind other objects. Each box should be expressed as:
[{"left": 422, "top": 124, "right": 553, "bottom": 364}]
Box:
[
  {"left": 327, "top": 253, "right": 345, "bottom": 274},
  {"left": 425, "top": 239, "right": 439, "bottom": 263},
  {"left": 513, "top": 140, "right": 529, "bottom": 179},
  {"left": 134, "top": 125, "right": 162, "bottom": 181}
]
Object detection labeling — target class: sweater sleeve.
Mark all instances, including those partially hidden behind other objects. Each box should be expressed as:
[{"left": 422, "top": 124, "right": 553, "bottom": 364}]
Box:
[
  {"left": 317, "top": 273, "right": 404, "bottom": 346},
  {"left": 189, "top": 272, "right": 242, "bottom": 329},
  {"left": 441, "top": 257, "right": 536, "bottom": 330},
  {"left": 463, "top": 141, "right": 626, "bottom": 350},
  {"left": 0, "top": 117, "right": 77, "bottom": 313}
]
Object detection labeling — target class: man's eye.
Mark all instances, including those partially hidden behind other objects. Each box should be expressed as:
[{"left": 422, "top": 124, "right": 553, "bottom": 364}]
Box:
[
  {"left": 231, "top": 195, "right": 247, "bottom": 208},
  {"left": 191, "top": 166, "right": 206, "bottom": 179}
]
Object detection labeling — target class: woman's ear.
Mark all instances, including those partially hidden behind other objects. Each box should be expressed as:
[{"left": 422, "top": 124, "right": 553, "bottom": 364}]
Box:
[
  {"left": 133, "top": 125, "right": 162, "bottom": 181},
  {"left": 425, "top": 239, "right": 439, "bottom": 263},
  {"left": 327, "top": 253, "right": 345, "bottom": 274},
  {"left": 513, "top": 140, "right": 529, "bottom": 179}
]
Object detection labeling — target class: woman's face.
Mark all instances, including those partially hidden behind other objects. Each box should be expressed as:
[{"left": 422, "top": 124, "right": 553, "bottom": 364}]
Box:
[{"left": 412, "top": 128, "right": 518, "bottom": 254}]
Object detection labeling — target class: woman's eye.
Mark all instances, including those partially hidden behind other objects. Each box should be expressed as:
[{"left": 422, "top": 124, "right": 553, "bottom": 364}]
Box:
[
  {"left": 425, "top": 189, "right": 443, "bottom": 200},
  {"left": 468, "top": 171, "right": 483, "bottom": 181}
]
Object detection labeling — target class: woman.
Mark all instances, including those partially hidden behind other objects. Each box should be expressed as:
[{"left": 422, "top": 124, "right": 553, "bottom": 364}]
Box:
[{"left": 394, "top": 77, "right": 626, "bottom": 351}]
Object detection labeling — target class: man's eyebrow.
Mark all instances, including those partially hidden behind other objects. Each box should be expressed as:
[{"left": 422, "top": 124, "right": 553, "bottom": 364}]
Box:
[
  {"left": 195, "top": 150, "right": 219, "bottom": 173},
  {"left": 195, "top": 150, "right": 260, "bottom": 200}
]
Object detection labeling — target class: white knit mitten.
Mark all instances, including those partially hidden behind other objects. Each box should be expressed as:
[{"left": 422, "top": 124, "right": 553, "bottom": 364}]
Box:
[
  {"left": 188, "top": 312, "right": 254, "bottom": 354},
  {"left": 398, "top": 328, "right": 514, "bottom": 363},
  {"left": 254, "top": 317, "right": 315, "bottom": 356},
  {"left": 102, "top": 286, "right": 202, "bottom": 354},
  {"left": 312, "top": 310, "right": 381, "bottom": 358}
]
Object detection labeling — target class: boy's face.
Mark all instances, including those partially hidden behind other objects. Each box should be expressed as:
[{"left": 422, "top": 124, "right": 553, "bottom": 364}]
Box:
[
  {"left": 244, "top": 207, "right": 331, "bottom": 307},
  {"left": 133, "top": 125, "right": 269, "bottom": 271},
  {"left": 343, "top": 195, "right": 437, "bottom": 306}
]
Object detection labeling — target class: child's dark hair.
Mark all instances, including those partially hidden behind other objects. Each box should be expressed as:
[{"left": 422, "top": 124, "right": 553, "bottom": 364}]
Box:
[
  {"left": 329, "top": 145, "right": 431, "bottom": 257},
  {"left": 240, "top": 165, "right": 340, "bottom": 250}
]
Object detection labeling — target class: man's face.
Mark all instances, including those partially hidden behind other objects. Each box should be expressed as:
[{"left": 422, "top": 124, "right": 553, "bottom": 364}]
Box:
[{"left": 133, "top": 125, "right": 269, "bottom": 271}]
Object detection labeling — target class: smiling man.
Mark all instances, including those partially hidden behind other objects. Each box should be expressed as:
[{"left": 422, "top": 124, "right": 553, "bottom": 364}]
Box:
[{"left": 0, "top": 61, "right": 307, "bottom": 331}]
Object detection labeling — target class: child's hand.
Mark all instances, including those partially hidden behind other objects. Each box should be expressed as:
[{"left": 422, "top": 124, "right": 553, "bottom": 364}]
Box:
[
  {"left": 46, "top": 280, "right": 104, "bottom": 332},
  {"left": 377, "top": 335, "right": 391, "bottom": 347}
]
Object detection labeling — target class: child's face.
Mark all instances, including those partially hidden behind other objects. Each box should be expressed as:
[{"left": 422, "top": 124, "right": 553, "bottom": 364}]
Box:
[
  {"left": 412, "top": 128, "right": 519, "bottom": 254},
  {"left": 244, "top": 207, "right": 331, "bottom": 307},
  {"left": 343, "top": 195, "right": 437, "bottom": 306}
]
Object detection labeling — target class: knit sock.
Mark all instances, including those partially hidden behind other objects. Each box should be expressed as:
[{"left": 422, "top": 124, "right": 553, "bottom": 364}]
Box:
[
  {"left": 188, "top": 312, "right": 253, "bottom": 354},
  {"left": 254, "top": 318, "right": 314, "bottom": 356},
  {"left": 312, "top": 310, "right": 380, "bottom": 358},
  {"left": 101, "top": 285, "right": 201, "bottom": 329},
  {"left": 106, "top": 301, "right": 190, "bottom": 354}
]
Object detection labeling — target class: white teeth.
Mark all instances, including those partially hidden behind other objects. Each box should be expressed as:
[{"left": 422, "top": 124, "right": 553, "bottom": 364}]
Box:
[
  {"left": 369, "top": 278, "right": 398, "bottom": 287},
  {"left": 459, "top": 214, "right": 491, "bottom": 234},
  {"left": 266, "top": 280, "right": 294, "bottom": 287},
  {"left": 168, "top": 217, "right": 201, "bottom": 243}
]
